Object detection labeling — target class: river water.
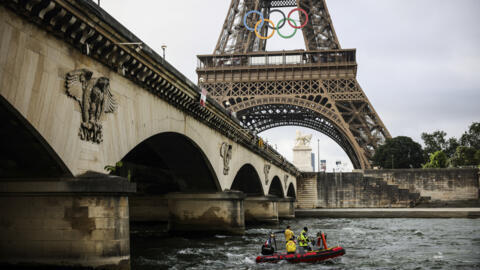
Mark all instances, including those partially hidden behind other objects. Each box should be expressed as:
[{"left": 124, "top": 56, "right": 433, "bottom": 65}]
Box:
[{"left": 131, "top": 218, "right": 480, "bottom": 269}]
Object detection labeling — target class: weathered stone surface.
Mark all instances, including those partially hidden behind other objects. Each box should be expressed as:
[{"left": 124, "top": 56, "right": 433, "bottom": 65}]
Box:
[
  {"left": 129, "top": 195, "right": 169, "bottom": 223},
  {"left": 244, "top": 196, "right": 279, "bottom": 224},
  {"left": 296, "top": 173, "right": 318, "bottom": 209},
  {"left": 363, "top": 168, "right": 479, "bottom": 203},
  {"left": 277, "top": 197, "right": 295, "bottom": 219},
  {"left": 297, "top": 170, "right": 479, "bottom": 209},
  {"left": 0, "top": 179, "right": 134, "bottom": 269},
  {"left": 167, "top": 192, "right": 245, "bottom": 235}
]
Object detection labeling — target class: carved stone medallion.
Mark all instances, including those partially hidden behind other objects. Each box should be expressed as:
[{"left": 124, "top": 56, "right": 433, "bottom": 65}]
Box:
[
  {"left": 220, "top": 142, "right": 232, "bottom": 175},
  {"left": 264, "top": 164, "right": 271, "bottom": 185},
  {"left": 65, "top": 69, "right": 117, "bottom": 144}
]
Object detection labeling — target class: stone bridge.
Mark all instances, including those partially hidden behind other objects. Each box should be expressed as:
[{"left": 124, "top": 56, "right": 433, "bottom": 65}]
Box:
[{"left": 0, "top": 0, "right": 299, "bottom": 269}]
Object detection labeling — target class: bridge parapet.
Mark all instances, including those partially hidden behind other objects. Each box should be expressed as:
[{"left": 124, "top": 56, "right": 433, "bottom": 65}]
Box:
[{"left": 0, "top": 0, "right": 299, "bottom": 177}]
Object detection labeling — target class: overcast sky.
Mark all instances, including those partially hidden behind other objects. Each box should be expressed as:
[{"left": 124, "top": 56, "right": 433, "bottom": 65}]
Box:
[{"left": 100, "top": 0, "right": 480, "bottom": 171}]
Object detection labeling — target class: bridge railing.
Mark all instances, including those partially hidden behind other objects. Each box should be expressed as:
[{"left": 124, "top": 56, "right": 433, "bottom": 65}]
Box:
[{"left": 197, "top": 49, "right": 356, "bottom": 69}]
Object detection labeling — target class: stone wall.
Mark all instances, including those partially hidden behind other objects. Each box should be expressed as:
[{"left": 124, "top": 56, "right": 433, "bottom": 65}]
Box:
[
  {"left": 315, "top": 173, "right": 419, "bottom": 208},
  {"left": 363, "top": 168, "right": 480, "bottom": 202},
  {"left": 296, "top": 173, "right": 318, "bottom": 209}
]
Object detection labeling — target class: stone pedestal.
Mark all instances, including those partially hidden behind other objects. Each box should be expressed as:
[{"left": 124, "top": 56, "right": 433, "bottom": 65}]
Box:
[
  {"left": 293, "top": 145, "right": 313, "bottom": 172},
  {"left": 167, "top": 191, "right": 245, "bottom": 235},
  {"left": 244, "top": 196, "right": 279, "bottom": 224},
  {"left": 277, "top": 197, "right": 295, "bottom": 219},
  {"left": 130, "top": 195, "right": 168, "bottom": 223},
  {"left": 0, "top": 177, "right": 136, "bottom": 270}
]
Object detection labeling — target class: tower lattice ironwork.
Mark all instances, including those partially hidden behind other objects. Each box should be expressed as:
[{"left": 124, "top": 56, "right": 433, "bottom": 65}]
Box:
[{"left": 197, "top": 0, "right": 391, "bottom": 169}]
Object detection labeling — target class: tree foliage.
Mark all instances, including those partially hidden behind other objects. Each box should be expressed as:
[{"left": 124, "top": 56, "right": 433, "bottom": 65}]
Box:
[
  {"left": 373, "top": 136, "right": 424, "bottom": 169},
  {"left": 423, "top": 151, "right": 448, "bottom": 168},
  {"left": 460, "top": 122, "right": 480, "bottom": 149},
  {"left": 421, "top": 131, "right": 447, "bottom": 157},
  {"left": 449, "top": 146, "right": 478, "bottom": 167},
  {"left": 421, "top": 130, "right": 459, "bottom": 159}
]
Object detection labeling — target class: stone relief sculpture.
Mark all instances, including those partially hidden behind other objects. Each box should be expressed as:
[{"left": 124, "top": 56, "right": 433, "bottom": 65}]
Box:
[
  {"left": 65, "top": 69, "right": 117, "bottom": 144},
  {"left": 220, "top": 142, "right": 232, "bottom": 175},
  {"left": 295, "top": 130, "right": 312, "bottom": 147},
  {"left": 264, "top": 164, "right": 271, "bottom": 185}
]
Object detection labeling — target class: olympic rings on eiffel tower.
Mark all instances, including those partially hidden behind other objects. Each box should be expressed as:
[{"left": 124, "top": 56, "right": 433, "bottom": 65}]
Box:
[{"left": 243, "top": 8, "right": 309, "bottom": 40}]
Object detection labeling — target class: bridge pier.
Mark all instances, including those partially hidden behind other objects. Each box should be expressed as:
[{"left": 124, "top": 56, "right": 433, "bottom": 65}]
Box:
[
  {"left": 0, "top": 176, "right": 135, "bottom": 270},
  {"left": 129, "top": 195, "right": 169, "bottom": 223},
  {"left": 167, "top": 191, "right": 245, "bottom": 235},
  {"left": 277, "top": 197, "right": 296, "bottom": 219},
  {"left": 244, "top": 196, "right": 279, "bottom": 224}
]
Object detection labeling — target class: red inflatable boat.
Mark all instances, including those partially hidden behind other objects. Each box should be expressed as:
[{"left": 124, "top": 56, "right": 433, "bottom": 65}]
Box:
[{"left": 256, "top": 246, "right": 346, "bottom": 263}]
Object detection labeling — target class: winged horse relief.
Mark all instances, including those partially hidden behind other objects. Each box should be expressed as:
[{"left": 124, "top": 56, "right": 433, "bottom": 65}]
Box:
[{"left": 65, "top": 69, "right": 117, "bottom": 144}]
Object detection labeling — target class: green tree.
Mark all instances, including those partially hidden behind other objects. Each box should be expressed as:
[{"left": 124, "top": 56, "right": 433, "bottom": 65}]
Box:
[
  {"left": 475, "top": 150, "right": 480, "bottom": 165},
  {"left": 444, "top": 137, "right": 460, "bottom": 158},
  {"left": 423, "top": 150, "right": 448, "bottom": 168},
  {"left": 421, "top": 131, "right": 447, "bottom": 157},
  {"left": 449, "top": 146, "right": 478, "bottom": 167},
  {"left": 421, "top": 130, "right": 461, "bottom": 159},
  {"left": 373, "top": 136, "right": 424, "bottom": 169},
  {"left": 460, "top": 122, "right": 480, "bottom": 149}
]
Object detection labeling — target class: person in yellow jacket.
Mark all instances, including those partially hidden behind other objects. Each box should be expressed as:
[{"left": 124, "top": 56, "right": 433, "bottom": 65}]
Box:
[
  {"left": 286, "top": 235, "right": 297, "bottom": 254},
  {"left": 284, "top": 225, "right": 294, "bottom": 242},
  {"left": 299, "top": 227, "right": 311, "bottom": 252}
]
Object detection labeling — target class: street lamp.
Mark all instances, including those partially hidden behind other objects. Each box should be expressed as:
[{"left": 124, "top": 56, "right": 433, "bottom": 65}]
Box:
[
  {"left": 161, "top": 44, "right": 167, "bottom": 59},
  {"left": 317, "top": 138, "right": 320, "bottom": 172}
]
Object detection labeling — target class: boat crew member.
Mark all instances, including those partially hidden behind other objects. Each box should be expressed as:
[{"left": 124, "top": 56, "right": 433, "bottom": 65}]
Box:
[
  {"left": 299, "top": 227, "right": 311, "bottom": 252},
  {"left": 284, "top": 225, "right": 294, "bottom": 242},
  {"left": 286, "top": 235, "right": 297, "bottom": 254}
]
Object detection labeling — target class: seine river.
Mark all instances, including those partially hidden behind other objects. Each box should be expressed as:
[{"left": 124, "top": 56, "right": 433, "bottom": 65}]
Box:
[{"left": 131, "top": 218, "right": 480, "bottom": 269}]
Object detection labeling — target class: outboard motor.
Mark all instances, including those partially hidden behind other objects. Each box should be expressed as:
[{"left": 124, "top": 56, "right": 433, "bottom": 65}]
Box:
[
  {"left": 261, "top": 244, "right": 274, "bottom": 255},
  {"left": 261, "top": 233, "right": 276, "bottom": 255}
]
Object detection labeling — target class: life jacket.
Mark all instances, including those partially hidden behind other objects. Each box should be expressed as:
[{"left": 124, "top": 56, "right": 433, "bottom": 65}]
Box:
[
  {"left": 284, "top": 229, "right": 294, "bottom": 242},
  {"left": 299, "top": 230, "right": 309, "bottom": 247},
  {"left": 286, "top": 240, "right": 296, "bottom": 253}
]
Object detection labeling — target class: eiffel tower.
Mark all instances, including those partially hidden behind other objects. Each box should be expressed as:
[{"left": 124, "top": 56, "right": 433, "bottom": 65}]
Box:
[{"left": 196, "top": 0, "right": 391, "bottom": 169}]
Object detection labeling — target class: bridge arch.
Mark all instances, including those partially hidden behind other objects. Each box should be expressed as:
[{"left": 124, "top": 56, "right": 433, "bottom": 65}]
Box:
[
  {"left": 287, "top": 182, "right": 296, "bottom": 198},
  {"left": 0, "top": 95, "right": 72, "bottom": 178},
  {"left": 230, "top": 163, "right": 264, "bottom": 196},
  {"left": 268, "top": 176, "right": 284, "bottom": 197},
  {"left": 118, "top": 132, "right": 220, "bottom": 193},
  {"left": 235, "top": 100, "right": 365, "bottom": 169}
]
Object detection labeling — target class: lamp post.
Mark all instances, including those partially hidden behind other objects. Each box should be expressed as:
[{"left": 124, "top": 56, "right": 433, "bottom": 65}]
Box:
[
  {"left": 317, "top": 138, "right": 320, "bottom": 172},
  {"left": 161, "top": 44, "right": 167, "bottom": 59}
]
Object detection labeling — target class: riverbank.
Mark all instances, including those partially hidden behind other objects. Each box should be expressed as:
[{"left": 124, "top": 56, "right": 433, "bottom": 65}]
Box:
[{"left": 295, "top": 208, "right": 480, "bottom": 218}]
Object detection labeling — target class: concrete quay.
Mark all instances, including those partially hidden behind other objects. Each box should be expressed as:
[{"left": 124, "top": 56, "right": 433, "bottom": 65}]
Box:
[{"left": 295, "top": 208, "right": 480, "bottom": 218}]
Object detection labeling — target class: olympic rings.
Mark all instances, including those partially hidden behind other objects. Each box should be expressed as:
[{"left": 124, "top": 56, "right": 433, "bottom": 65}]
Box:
[
  {"left": 266, "top": 9, "right": 286, "bottom": 30},
  {"left": 287, "top": 8, "right": 308, "bottom": 29},
  {"left": 243, "top": 8, "right": 309, "bottom": 40},
  {"left": 277, "top": 18, "right": 297, "bottom": 39},
  {"left": 244, "top": 10, "right": 264, "bottom": 31},
  {"left": 254, "top": 19, "right": 275, "bottom": 40}
]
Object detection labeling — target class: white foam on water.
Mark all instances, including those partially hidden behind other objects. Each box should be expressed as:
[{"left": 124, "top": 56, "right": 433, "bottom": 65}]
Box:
[
  {"left": 177, "top": 248, "right": 199, "bottom": 255},
  {"left": 243, "top": 256, "right": 256, "bottom": 264},
  {"left": 433, "top": 252, "right": 444, "bottom": 259},
  {"left": 342, "top": 227, "right": 366, "bottom": 234}
]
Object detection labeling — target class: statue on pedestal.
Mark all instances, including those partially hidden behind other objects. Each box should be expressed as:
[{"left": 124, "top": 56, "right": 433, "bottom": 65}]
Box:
[{"left": 295, "top": 131, "right": 312, "bottom": 147}]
